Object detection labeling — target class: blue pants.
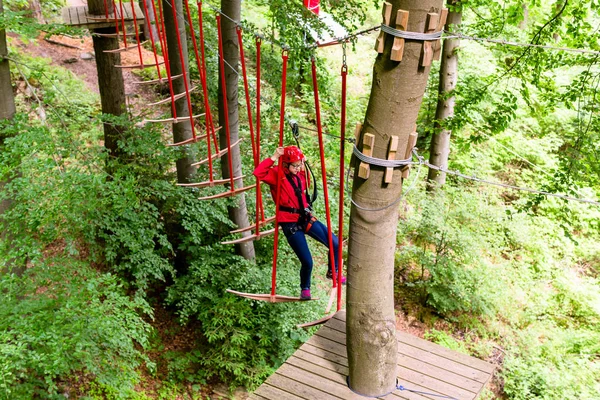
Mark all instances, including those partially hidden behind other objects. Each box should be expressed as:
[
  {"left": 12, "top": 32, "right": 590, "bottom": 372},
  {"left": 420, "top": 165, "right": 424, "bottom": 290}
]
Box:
[{"left": 280, "top": 219, "right": 339, "bottom": 290}]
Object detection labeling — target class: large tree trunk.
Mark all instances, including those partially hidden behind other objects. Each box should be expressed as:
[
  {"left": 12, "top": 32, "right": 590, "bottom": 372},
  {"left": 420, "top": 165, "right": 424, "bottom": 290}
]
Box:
[
  {"left": 162, "top": 0, "right": 197, "bottom": 183},
  {"left": 0, "top": 0, "right": 21, "bottom": 275},
  {"left": 89, "top": 0, "right": 127, "bottom": 163},
  {"left": 218, "top": 0, "right": 255, "bottom": 260},
  {"left": 346, "top": 0, "right": 443, "bottom": 396},
  {"left": 28, "top": 0, "right": 44, "bottom": 23},
  {"left": 427, "top": 0, "right": 461, "bottom": 189}
]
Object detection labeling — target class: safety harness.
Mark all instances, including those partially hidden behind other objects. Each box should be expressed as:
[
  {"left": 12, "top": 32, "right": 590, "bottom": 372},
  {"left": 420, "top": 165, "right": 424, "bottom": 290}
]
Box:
[{"left": 280, "top": 173, "right": 317, "bottom": 233}]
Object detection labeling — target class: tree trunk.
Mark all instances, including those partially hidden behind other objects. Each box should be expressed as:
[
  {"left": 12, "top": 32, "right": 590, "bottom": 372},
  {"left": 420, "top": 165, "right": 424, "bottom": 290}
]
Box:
[
  {"left": 0, "top": 0, "right": 15, "bottom": 121},
  {"left": 0, "top": 0, "right": 22, "bottom": 275},
  {"left": 140, "top": 0, "right": 159, "bottom": 46},
  {"left": 346, "top": 0, "right": 443, "bottom": 396},
  {"left": 218, "top": 0, "right": 255, "bottom": 260},
  {"left": 427, "top": 1, "right": 461, "bottom": 189},
  {"left": 89, "top": 0, "right": 127, "bottom": 163},
  {"left": 162, "top": 0, "right": 197, "bottom": 183},
  {"left": 28, "top": 0, "right": 44, "bottom": 23}
]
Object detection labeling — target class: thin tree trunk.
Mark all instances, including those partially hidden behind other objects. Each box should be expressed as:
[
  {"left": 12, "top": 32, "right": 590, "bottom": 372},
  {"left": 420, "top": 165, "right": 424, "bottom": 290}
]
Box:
[
  {"left": 218, "top": 0, "right": 255, "bottom": 260},
  {"left": 427, "top": 1, "right": 460, "bottom": 189},
  {"left": 0, "top": 0, "right": 21, "bottom": 275},
  {"left": 163, "top": 0, "right": 197, "bottom": 183},
  {"left": 140, "top": 0, "right": 159, "bottom": 45},
  {"left": 28, "top": 0, "right": 44, "bottom": 23},
  {"left": 0, "top": 0, "right": 15, "bottom": 121},
  {"left": 89, "top": 0, "right": 127, "bottom": 164},
  {"left": 346, "top": 0, "right": 443, "bottom": 396}
]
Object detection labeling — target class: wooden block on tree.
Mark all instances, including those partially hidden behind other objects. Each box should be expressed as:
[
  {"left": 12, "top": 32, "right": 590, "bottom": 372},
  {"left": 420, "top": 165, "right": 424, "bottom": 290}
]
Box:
[
  {"left": 374, "top": 2, "right": 392, "bottom": 53},
  {"left": 433, "top": 9, "right": 449, "bottom": 61},
  {"left": 391, "top": 10, "right": 409, "bottom": 61},
  {"left": 358, "top": 133, "right": 375, "bottom": 180},
  {"left": 402, "top": 131, "right": 418, "bottom": 179},
  {"left": 350, "top": 122, "right": 363, "bottom": 168},
  {"left": 421, "top": 13, "right": 439, "bottom": 67},
  {"left": 384, "top": 136, "right": 399, "bottom": 183}
]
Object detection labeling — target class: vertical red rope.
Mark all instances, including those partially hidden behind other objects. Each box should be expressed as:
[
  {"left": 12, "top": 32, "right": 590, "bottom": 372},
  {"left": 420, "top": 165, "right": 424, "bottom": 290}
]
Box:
[
  {"left": 271, "top": 50, "right": 288, "bottom": 297},
  {"left": 197, "top": 1, "right": 219, "bottom": 155},
  {"left": 255, "top": 37, "right": 265, "bottom": 233},
  {"left": 128, "top": 0, "right": 144, "bottom": 65},
  {"left": 118, "top": 0, "right": 128, "bottom": 47},
  {"left": 110, "top": 0, "right": 121, "bottom": 39},
  {"left": 168, "top": 0, "right": 197, "bottom": 138},
  {"left": 236, "top": 27, "right": 257, "bottom": 164},
  {"left": 139, "top": 0, "right": 162, "bottom": 79},
  {"left": 311, "top": 58, "right": 337, "bottom": 289},
  {"left": 216, "top": 15, "right": 235, "bottom": 189},
  {"left": 103, "top": 0, "right": 109, "bottom": 18},
  {"left": 156, "top": 0, "right": 177, "bottom": 118},
  {"left": 337, "top": 63, "right": 347, "bottom": 311}
]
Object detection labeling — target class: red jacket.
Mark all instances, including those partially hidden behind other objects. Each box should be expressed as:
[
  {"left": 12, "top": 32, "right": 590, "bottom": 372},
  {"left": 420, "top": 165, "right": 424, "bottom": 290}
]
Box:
[{"left": 253, "top": 158, "right": 310, "bottom": 223}]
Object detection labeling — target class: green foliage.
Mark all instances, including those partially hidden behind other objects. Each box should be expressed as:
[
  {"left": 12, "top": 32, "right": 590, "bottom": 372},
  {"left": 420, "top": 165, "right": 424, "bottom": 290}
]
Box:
[
  {"left": 0, "top": 261, "right": 152, "bottom": 399},
  {"left": 396, "top": 187, "right": 507, "bottom": 317}
]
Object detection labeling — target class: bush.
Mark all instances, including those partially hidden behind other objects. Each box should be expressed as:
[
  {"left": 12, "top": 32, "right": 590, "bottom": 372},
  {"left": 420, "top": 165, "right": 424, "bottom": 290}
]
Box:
[{"left": 0, "top": 261, "right": 152, "bottom": 399}]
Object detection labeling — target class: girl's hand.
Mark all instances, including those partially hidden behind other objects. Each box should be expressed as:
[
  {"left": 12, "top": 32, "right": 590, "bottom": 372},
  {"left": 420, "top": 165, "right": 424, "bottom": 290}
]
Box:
[{"left": 271, "top": 147, "right": 284, "bottom": 161}]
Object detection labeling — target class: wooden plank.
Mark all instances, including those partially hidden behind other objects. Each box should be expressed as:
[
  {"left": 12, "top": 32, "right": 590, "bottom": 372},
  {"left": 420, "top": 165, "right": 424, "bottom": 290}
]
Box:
[
  {"left": 295, "top": 349, "right": 349, "bottom": 375},
  {"left": 287, "top": 357, "right": 425, "bottom": 400},
  {"left": 401, "top": 131, "right": 418, "bottom": 178},
  {"left": 397, "top": 365, "right": 474, "bottom": 400},
  {"left": 421, "top": 13, "right": 439, "bottom": 67},
  {"left": 331, "top": 312, "right": 494, "bottom": 374},
  {"left": 433, "top": 9, "right": 449, "bottom": 61},
  {"left": 397, "top": 353, "right": 484, "bottom": 393},
  {"left": 299, "top": 343, "right": 348, "bottom": 368},
  {"left": 306, "top": 333, "right": 347, "bottom": 358},
  {"left": 267, "top": 372, "right": 340, "bottom": 400},
  {"left": 374, "top": 2, "right": 393, "bottom": 53},
  {"left": 397, "top": 331, "right": 495, "bottom": 374},
  {"left": 254, "top": 383, "right": 305, "bottom": 400},
  {"left": 358, "top": 133, "right": 375, "bottom": 179},
  {"left": 248, "top": 393, "right": 270, "bottom": 400},
  {"left": 391, "top": 10, "right": 409, "bottom": 61},
  {"left": 385, "top": 136, "right": 399, "bottom": 183},
  {"left": 325, "top": 316, "right": 492, "bottom": 382}
]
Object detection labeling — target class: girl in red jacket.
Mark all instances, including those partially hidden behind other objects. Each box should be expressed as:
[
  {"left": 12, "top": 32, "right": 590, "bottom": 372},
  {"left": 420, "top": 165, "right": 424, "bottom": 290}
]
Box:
[{"left": 253, "top": 145, "right": 345, "bottom": 300}]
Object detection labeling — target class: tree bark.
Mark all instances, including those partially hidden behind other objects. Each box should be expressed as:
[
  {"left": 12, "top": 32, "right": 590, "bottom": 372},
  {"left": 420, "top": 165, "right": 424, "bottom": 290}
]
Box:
[
  {"left": 346, "top": 0, "right": 443, "bottom": 396},
  {"left": 89, "top": 0, "right": 127, "bottom": 163},
  {"left": 0, "top": 0, "right": 21, "bottom": 275},
  {"left": 162, "top": 0, "right": 197, "bottom": 183},
  {"left": 218, "top": 0, "right": 255, "bottom": 260},
  {"left": 28, "top": 0, "right": 44, "bottom": 23},
  {"left": 0, "top": 0, "right": 15, "bottom": 121},
  {"left": 427, "top": 1, "right": 461, "bottom": 189}
]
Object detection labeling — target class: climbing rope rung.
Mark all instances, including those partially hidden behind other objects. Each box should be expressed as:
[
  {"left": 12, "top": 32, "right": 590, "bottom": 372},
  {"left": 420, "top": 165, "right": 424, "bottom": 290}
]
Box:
[
  {"left": 147, "top": 86, "right": 196, "bottom": 106},
  {"left": 114, "top": 61, "right": 165, "bottom": 69},
  {"left": 103, "top": 41, "right": 149, "bottom": 54},
  {"left": 191, "top": 138, "right": 242, "bottom": 167}
]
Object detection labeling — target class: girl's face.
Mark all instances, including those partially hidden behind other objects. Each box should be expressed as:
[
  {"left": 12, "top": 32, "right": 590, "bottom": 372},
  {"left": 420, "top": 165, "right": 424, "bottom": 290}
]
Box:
[{"left": 287, "top": 161, "right": 302, "bottom": 175}]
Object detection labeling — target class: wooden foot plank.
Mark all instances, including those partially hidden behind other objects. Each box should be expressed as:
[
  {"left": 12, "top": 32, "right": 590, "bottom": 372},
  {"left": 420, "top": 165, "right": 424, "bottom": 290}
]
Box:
[
  {"left": 299, "top": 343, "right": 348, "bottom": 368},
  {"left": 198, "top": 184, "right": 256, "bottom": 200},
  {"left": 221, "top": 228, "right": 276, "bottom": 245},
  {"left": 231, "top": 215, "right": 276, "bottom": 233},
  {"left": 306, "top": 333, "right": 347, "bottom": 358},
  {"left": 191, "top": 138, "right": 242, "bottom": 166}
]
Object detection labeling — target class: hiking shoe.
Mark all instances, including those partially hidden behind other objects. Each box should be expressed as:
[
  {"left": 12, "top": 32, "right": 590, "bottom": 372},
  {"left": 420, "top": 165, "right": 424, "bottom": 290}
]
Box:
[
  {"left": 300, "top": 289, "right": 311, "bottom": 300},
  {"left": 326, "top": 271, "right": 346, "bottom": 285}
]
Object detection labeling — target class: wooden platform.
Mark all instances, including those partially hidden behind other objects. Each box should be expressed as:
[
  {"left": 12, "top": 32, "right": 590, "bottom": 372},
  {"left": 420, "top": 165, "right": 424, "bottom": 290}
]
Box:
[
  {"left": 62, "top": 5, "right": 145, "bottom": 29},
  {"left": 250, "top": 310, "right": 494, "bottom": 400}
]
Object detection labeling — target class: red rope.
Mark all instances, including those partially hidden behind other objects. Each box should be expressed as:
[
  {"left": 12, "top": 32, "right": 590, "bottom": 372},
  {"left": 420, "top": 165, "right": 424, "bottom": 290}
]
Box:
[
  {"left": 128, "top": 0, "right": 144, "bottom": 65},
  {"left": 110, "top": 0, "right": 121, "bottom": 39},
  {"left": 102, "top": 0, "right": 108, "bottom": 18},
  {"left": 139, "top": 0, "right": 162, "bottom": 79},
  {"left": 271, "top": 50, "right": 288, "bottom": 297},
  {"left": 256, "top": 37, "right": 265, "bottom": 223},
  {"left": 337, "top": 63, "right": 347, "bottom": 311},
  {"left": 236, "top": 27, "right": 257, "bottom": 165},
  {"left": 311, "top": 58, "right": 337, "bottom": 289},
  {"left": 117, "top": 0, "right": 127, "bottom": 47},
  {"left": 156, "top": 0, "right": 177, "bottom": 118},
  {"left": 197, "top": 1, "right": 220, "bottom": 155},
  {"left": 216, "top": 14, "right": 235, "bottom": 189},
  {"left": 168, "top": 0, "right": 197, "bottom": 139}
]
